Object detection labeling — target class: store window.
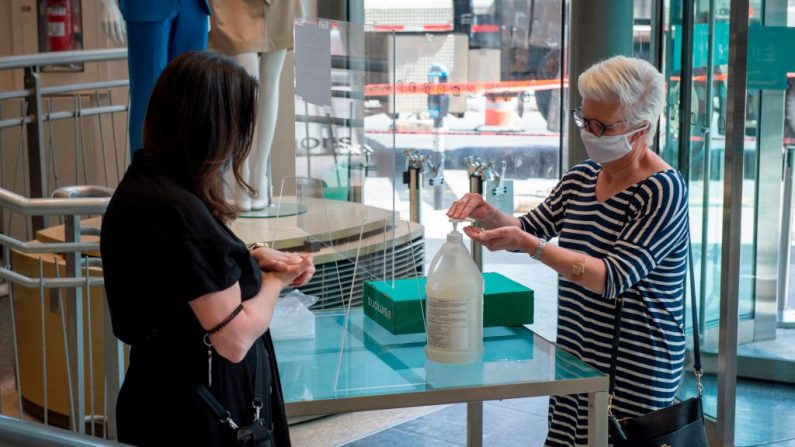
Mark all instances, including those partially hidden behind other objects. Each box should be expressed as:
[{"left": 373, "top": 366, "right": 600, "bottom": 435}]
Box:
[
  {"left": 359, "top": 0, "right": 567, "bottom": 338},
  {"left": 294, "top": 0, "right": 678, "bottom": 339}
]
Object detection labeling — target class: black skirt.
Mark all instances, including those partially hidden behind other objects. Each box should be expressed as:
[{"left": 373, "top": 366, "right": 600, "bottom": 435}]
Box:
[{"left": 117, "top": 333, "right": 290, "bottom": 447}]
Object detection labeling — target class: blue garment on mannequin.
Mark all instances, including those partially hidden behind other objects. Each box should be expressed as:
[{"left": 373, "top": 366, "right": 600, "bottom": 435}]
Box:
[
  {"left": 124, "top": 0, "right": 210, "bottom": 155},
  {"left": 120, "top": 0, "right": 210, "bottom": 21}
]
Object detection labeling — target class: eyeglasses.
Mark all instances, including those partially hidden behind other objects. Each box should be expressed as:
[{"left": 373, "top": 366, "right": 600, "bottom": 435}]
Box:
[{"left": 570, "top": 107, "right": 621, "bottom": 137}]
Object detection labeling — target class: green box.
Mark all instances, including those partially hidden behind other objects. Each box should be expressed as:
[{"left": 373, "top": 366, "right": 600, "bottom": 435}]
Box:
[{"left": 363, "top": 272, "right": 534, "bottom": 335}]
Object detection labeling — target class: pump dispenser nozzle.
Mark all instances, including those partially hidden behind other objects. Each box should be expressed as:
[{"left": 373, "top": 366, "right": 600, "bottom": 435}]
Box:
[{"left": 448, "top": 218, "right": 475, "bottom": 233}]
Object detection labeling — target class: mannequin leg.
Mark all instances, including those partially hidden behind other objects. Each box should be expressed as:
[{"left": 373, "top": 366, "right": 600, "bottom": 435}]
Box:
[
  {"left": 125, "top": 19, "right": 171, "bottom": 155},
  {"left": 227, "top": 52, "right": 262, "bottom": 211},
  {"left": 249, "top": 49, "right": 287, "bottom": 210},
  {"left": 168, "top": 0, "right": 209, "bottom": 59},
  {"left": 125, "top": 0, "right": 207, "bottom": 157}
]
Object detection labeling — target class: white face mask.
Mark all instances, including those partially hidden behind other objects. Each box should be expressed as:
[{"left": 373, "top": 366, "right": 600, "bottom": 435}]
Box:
[{"left": 580, "top": 125, "right": 647, "bottom": 164}]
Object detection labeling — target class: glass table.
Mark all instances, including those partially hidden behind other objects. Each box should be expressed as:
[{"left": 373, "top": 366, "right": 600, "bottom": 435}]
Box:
[{"left": 274, "top": 309, "right": 609, "bottom": 446}]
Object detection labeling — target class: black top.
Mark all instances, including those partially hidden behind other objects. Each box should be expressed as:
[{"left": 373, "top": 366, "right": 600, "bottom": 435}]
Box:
[{"left": 101, "top": 152, "right": 290, "bottom": 446}]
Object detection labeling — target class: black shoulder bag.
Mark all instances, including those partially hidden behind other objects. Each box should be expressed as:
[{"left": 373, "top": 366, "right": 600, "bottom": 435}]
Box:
[
  {"left": 607, "top": 238, "right": 709, "bottom": 446},
  {"left": 153, "top": 334, "right": 275, "bottom": 447}
]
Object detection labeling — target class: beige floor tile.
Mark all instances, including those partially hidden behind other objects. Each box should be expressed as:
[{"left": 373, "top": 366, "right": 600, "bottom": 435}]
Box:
[{"left": 289, "top": 405, "right": 449, "bottom": 447}]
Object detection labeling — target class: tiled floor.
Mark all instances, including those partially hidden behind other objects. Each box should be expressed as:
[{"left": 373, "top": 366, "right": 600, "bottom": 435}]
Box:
[
  {"left": 677, "top": 374, "right": 795, "bottom": 447},
  {"left": 323, "top": 375, "right": 795, "bottom": 447},
  {"left": 342, "top": 398, "right": 549, "bottom": 447}
]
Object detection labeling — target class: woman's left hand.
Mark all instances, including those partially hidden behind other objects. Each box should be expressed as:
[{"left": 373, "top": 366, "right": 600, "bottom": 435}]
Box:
[
  {"left": 463, "top": 225, "right": 533, "bottom": 253},
  {"left": 290, "top": 254, "right": 315, "bottom": 288},
  {"left": 252, "top": 247, "right": 303, "bottom": 273},
  {"left": 253, "top": 247, "right": 316, "bottom": 288}
]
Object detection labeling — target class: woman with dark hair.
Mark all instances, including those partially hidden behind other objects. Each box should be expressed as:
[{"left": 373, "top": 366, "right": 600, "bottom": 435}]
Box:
[{"left": 101, "top": 51, "right": 314, "bottom": 446}]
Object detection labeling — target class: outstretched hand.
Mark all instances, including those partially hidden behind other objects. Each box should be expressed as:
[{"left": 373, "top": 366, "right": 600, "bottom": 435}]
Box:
[
  {"left": 447, "top": 193, "right": 496, "bottom": 222},
  {"left": 463, "top": 225, "right": 533, "bottom": 253}
]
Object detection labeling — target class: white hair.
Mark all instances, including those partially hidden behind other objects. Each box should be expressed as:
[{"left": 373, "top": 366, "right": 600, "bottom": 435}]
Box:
[{"left": 577, "top": 55, "right": 665, "bottom": 146}]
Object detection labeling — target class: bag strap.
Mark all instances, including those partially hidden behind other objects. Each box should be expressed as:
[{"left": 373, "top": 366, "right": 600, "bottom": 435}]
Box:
[
  {"left": 687, "top": 229, "right": 703, "bottom": 382},
  {"left": 608, "top": 224, "right": 703, "bottom": 411},
  {"left": 251, "top": 338, "right": 271, "bottom": 427},
  {"left": 147, "top": 331, "right": 268, "bottom": 430}
]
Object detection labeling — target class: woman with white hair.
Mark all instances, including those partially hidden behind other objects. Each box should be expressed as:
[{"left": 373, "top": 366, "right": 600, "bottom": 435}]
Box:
[{"left": 448, "top": 55, "right": 688, "bottom": 446}]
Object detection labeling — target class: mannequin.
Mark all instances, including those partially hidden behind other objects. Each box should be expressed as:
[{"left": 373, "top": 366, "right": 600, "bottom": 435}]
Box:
[
  {"left": 99, "top": 0, "right": 126, "bottom": 45},
  {"left": 227, "top": 51, "right": 286, "bottom": 210},
  {"left": 100, "top": 0, "right": 211, "bottom": 156},
  {"left": 209, "top": 0, "right": 303, "bottom": 211}
]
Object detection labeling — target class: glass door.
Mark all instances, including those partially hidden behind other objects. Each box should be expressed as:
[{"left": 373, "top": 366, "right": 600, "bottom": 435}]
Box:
[
  {"left": 662, "top": 0, "right": 760, "bottom": 426},
  {"left": 663, "top": 0, "right": 795, "bottom": 444}
]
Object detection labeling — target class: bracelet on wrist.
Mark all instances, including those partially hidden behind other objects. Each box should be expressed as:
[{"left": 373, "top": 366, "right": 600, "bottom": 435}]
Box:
[
  {"left": 531, "top": 238, "right": 546, "bottom": 261},
  {"left": 248, "top": 241, "right": 269, "bottom": 253}
]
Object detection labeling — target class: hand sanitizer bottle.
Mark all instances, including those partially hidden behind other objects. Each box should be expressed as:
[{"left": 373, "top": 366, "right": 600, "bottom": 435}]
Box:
[{"left": 425, "top": 219, "right": 484, "bottom": 363}]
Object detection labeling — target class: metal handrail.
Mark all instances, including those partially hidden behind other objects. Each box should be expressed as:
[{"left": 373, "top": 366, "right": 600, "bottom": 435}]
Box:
[
  {"left": 0, "top": 49, "right": 126, "bottom": 442},
  {"left": 51, "top": 185, "right": 115, "bottom": 199},
  {"left": 0, "top": 49, "right": 128, "bottom": 71},
  {"left": 0, "top": 267, "right": 104, "bottom": 289},
  {"left": 0, "top": 415, "right": 127, "bottom": 447},
  {"left": 0, "top": 233, "right": 99, "bottom": 254},
  {"left": 0, "top": 187, "right": 110, "bottom": 216},
  {"left": 42, "top": 80, "right": 130, "bottom": 96}
]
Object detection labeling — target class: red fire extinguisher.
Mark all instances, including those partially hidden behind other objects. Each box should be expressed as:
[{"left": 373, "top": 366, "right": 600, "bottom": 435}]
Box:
[{"left": 47, "top": 0, "right": 73, "bottom": 52}]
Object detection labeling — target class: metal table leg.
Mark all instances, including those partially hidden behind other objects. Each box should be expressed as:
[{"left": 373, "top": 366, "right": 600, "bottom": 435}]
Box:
[
  {"left": 588, "top": 391, "right": 608, "bottom": 447},
  {"left": 467, "top": 400, "right": 483, "bottom": 447}
]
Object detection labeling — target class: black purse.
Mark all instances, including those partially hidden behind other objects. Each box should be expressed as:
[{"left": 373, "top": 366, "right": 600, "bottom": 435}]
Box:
[
  {"left": 607, "top": 240, "right": 709, "bottom": 446},
  {"left": 199, "top": 338, "right": 274, "bottom": 447},
  {"left": 153, "top": 334, "right": 274, "bottom": 447}
]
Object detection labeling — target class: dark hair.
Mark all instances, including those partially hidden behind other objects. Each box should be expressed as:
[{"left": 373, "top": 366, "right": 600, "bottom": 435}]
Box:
[{"left": 143, "top": 51, "right": 257, "bottom": 223}]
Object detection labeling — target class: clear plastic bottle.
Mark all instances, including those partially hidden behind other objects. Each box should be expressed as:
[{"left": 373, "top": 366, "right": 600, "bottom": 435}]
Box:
[{"left": 424, "top": 219, "right": 484, "bottom": 363}]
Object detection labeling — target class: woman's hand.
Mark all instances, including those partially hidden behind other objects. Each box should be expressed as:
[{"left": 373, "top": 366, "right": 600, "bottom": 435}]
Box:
[
  {"left": 463, "top": 225, "right": 534, "bottom": 253},
  {"left": 260, "top": 252, "right": 315, "bottom": 288},
  {"left": 252, "top": 246, "right": 301, "bottom": 272},
  {"left": 290, "top": 254, "right": 315, "bottom": 288},
  {"left": 262, "top": 253, "right": 315, "bottom": 289},
  {"left": 253, "top": 247, "right": 315, "bottom": 288},
  {"left": 447, "top": 193, "right": 497, "bottom": 223}
]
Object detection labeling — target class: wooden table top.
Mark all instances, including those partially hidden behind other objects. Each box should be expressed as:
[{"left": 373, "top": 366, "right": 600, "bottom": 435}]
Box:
[{"left": 34, "top": 199, "right": 423, "bottom": 265}]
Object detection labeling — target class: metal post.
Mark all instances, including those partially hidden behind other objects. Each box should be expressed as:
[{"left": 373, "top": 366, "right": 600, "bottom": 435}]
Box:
[
  {"left": 567, "top": 0, "right": 634, "bottom": 169},
  {"left": 404, "top": 149, "right": 428, "bottom": 224},
  {"left": 758, "top": 0, "right": 790, "bottom": 336},
  {"left": 359, "top": 144, "right": 373, "bottom": 205},
  {"left": 587, "top": 391, "right": 608, "bottom": 447},
  {"left": 432, "top": 129, "right": 445, "bottom": 210},
  {"left": 22, "top": 67, "right": 46, "bottom": 231},
  {"left": 408, "top": 166, "right": 422, "bottom": 224},
  {"left": 778, "top": 146, "right": 795, "bottom": 328},
  {"left": 698, "top": 0, "right": 716, "bottom": 338},
  {"left": 346, "top": 144, "right": 369, "bottom": 205},
  {"left": 470, "top": 173, "right": 484, "bottom": 271},
  {"left": 754, "top": 95, "right": 785, "bottom": 340},
  {"left": 677, "top": 0, "right": 696, "bottom": 178},
  {"left": 103, "top": 292, "right": 124, "bottom": 439},
  {"left": 64, "top": 215, "right": 86, "bottom": 434},
  {"left": 717, "top": 0, "right": 749, "bottom": 443},
  {"left": 466, "top": 401, "right": 483, "bottom": 447}
]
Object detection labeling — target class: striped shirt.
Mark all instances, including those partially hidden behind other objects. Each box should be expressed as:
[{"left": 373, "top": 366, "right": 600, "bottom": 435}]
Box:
[{"left": 519, "top": 161, "right": 688, "bottom": 447}]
